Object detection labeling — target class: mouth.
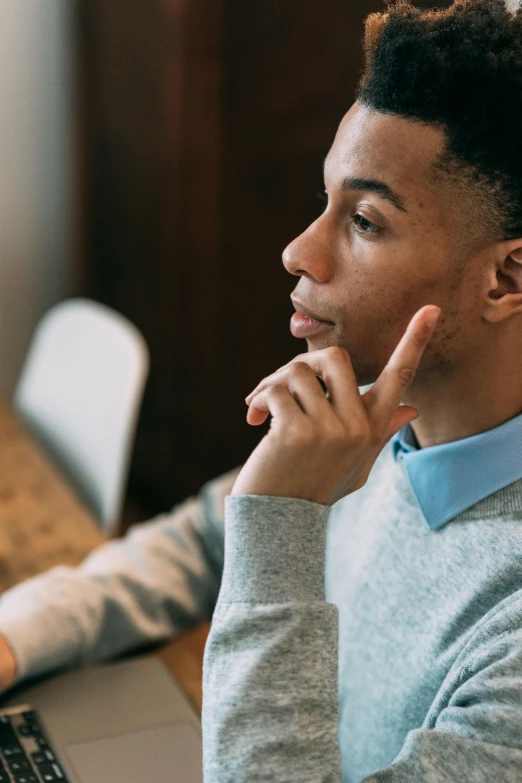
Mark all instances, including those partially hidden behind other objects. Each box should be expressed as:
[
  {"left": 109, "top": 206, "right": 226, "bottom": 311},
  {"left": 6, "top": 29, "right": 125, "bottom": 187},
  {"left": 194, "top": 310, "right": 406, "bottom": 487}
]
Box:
[{"left": 290, "top": 297, "right": 334, "bottom": 324}]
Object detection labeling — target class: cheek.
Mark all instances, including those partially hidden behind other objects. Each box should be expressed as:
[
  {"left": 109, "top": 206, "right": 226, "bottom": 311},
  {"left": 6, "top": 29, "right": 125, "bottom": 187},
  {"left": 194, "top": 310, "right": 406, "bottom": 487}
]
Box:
[
  {"left": 426, "top": 267, "right": 479, "bottom": 365},
  {"left": 339, "top": 242, "right": 415, "bottom": 306},
  {"left": 414, "top": 271, "right": 472, "bottom": 373},
  {"left": 334, "top": 277, "right": 424, "bottom": 385},
  {"left": 337, "top": 246, "right": 421, "bottom": 338},
  {"left": 333, "top": 238, "right": 462, "bottom": 381}
]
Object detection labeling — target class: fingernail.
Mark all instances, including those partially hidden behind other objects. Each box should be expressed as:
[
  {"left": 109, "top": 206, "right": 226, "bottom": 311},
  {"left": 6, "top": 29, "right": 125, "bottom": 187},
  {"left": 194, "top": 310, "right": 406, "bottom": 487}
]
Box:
[{"left": 425, "top": 306, "right": 441, "bottom": 328}]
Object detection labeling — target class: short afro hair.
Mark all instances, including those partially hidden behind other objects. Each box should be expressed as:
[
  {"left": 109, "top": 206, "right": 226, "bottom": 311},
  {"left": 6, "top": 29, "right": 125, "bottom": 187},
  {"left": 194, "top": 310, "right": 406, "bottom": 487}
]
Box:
[{"left": 355, "top": 0, "right": 522, "bottom": 242}]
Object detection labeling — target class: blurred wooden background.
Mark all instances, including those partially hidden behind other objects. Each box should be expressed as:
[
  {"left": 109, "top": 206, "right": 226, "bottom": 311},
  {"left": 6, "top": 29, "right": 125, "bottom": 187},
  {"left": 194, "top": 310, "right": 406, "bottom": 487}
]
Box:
[{"left": 72, "top": 0, "right": 444, "bottom": 523}]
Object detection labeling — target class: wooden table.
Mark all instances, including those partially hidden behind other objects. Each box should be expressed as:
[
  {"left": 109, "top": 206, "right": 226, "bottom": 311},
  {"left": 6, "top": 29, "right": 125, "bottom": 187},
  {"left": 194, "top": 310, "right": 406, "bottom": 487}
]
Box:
[{"left": 0, "top": 394, "right": 209, "bottom": 713}]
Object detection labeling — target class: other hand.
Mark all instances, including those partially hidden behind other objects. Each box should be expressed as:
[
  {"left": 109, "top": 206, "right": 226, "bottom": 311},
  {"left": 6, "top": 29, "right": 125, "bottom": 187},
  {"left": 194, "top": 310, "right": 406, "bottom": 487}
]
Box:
[{"left": 0, "top": 634, "right": 17, "bottom": 693}]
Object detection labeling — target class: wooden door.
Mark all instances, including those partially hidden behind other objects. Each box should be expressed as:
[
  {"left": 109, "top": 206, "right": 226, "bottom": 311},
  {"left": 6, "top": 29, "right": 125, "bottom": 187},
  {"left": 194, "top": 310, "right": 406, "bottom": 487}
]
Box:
[{"left": 74, "top": 0, "right": 446, "bottom": 517}]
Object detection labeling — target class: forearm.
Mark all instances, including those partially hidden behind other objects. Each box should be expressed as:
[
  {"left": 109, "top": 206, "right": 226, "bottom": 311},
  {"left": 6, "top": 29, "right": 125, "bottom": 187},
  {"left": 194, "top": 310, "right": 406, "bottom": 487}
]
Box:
[
  {"left": 202, "top": 494, "right": 342, "bottom": 782},
  {"left": 0, "top": 467, "right": 236, "bottom": 685}
]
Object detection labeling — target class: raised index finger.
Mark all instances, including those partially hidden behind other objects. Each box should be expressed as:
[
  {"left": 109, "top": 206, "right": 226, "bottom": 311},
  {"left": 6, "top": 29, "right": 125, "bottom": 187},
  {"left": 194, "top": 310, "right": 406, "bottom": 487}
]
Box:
[{"left": 365, "top": 305, "right": 441, "bottom": 430}]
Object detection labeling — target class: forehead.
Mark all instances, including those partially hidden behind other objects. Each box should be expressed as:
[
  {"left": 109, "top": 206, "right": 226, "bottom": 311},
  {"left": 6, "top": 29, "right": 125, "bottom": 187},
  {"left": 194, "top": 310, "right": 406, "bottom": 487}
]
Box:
[{"left": 325, "top": 102, "right": 449, "bottom": 214}]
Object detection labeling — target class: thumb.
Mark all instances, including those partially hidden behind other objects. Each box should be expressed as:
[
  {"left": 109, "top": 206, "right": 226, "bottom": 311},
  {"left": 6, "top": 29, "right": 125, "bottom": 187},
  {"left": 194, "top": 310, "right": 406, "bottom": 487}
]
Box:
[{"left": 384, "top": 406, "right": 419, "bottom": 443}]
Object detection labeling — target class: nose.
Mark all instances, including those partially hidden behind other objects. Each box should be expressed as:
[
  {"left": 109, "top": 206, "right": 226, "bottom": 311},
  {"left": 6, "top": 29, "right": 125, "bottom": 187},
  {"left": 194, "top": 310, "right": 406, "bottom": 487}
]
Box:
[{"left": 282, "top": 216, "right": 335, "bottom": 283}]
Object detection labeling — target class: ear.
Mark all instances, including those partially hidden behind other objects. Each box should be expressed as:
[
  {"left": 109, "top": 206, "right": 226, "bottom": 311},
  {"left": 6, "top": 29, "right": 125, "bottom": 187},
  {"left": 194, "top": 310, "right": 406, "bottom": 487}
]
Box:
[
  {"left": 509, "top": 246, "right": 522, "bottom": 264},
  {"left": 485, "top": 239, "right": 522, "bottom": 321}
]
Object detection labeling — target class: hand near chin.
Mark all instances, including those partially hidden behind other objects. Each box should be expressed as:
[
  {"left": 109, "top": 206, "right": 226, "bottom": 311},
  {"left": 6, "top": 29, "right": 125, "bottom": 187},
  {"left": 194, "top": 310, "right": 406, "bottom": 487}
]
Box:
[{"left": 231, "top": 305, "right": 440, "bottom": 507}]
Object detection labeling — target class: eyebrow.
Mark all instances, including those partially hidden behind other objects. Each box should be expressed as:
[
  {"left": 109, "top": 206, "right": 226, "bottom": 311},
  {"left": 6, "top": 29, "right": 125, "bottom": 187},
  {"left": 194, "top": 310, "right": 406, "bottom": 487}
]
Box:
[
  {"left": 323, "top": 159, "right": 408, "bottom": 214},
  {"left": 342, "top": 177, "right": 408, "bottom": 214}
]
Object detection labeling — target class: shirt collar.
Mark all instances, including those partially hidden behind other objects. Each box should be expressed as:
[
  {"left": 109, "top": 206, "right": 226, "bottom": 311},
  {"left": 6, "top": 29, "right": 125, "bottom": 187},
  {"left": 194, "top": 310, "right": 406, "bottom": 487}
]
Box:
[{"left": 391, "top": 410, "right": 522, "bottom": 530}]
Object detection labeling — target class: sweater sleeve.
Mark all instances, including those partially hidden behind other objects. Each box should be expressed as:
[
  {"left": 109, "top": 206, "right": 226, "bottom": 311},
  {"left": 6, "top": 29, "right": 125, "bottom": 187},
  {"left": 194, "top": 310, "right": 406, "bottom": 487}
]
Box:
[
  {"left": 202, "top": 495, "right": 522, "bottom": 783},
  {"left": 0, "top": 465, "right": 241, "bottom": 686},
  {"left": 202, "top": 494, "right": 343, "bottom": 782}
]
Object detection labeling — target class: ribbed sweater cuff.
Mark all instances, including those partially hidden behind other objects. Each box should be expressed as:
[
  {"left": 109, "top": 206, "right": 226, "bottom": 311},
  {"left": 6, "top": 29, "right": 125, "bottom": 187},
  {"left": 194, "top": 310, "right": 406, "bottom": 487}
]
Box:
[{"left": 219, "top": 494, "right": 330, "bottom": 605}]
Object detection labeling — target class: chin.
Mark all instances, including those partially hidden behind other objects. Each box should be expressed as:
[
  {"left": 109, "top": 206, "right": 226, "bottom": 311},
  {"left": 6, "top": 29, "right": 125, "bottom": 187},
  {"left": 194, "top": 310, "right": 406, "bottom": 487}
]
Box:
[
  {"left": 305, "top": 337, "right": 379, "bottom": 387},
  {"left": 304, "top": 336, "right": 336, "bottom": 354}
]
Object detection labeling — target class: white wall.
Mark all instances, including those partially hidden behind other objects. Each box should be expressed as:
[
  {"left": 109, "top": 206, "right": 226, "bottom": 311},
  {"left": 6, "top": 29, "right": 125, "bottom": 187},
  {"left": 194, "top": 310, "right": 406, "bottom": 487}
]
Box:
[{"left": 0, "top": 0, "right": 73, "bottom": 397}]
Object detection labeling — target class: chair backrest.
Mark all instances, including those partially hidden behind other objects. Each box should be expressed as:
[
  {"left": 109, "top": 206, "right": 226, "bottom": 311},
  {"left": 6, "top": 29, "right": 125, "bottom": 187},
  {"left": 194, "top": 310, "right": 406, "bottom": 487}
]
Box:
[{"left": 14, "top": 298, "right": 150, "bottom": 534}]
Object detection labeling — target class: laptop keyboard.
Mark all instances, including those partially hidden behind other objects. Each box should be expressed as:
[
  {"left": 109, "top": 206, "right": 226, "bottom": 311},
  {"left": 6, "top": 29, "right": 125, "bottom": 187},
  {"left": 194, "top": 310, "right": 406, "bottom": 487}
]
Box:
[{"left": 0, "top": 708, "right": 70, "bottom": 782}]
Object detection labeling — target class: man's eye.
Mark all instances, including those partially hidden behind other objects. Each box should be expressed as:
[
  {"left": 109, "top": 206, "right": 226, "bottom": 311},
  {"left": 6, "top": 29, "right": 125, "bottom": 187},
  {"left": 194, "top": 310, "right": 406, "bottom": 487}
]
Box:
[
  {"left": 352, "top": 213, "right": 381, "bottom": 234},
  {"left": 315, "top": 192, "right": 382, "bottom": 235}
]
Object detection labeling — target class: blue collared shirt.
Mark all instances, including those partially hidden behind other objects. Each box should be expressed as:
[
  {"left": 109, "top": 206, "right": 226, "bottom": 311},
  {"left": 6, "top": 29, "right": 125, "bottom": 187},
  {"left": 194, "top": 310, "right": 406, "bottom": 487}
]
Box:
[{"left": 391, "top": 411, "right": 522, "bottom": 530}]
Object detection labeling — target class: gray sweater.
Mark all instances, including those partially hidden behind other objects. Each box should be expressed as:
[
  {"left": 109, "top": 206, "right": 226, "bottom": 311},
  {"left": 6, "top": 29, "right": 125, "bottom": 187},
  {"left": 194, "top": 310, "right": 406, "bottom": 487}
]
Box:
[
  {"left": 202, "top": 438, "right": 522, "bottom": 782},
  {"left": 1, "top": 441, "right": 522, "bottom": 781}
]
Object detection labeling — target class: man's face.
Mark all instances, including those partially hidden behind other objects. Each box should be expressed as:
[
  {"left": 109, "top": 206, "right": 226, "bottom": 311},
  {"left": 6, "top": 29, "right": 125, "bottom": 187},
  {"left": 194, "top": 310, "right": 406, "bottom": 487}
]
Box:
[{"left": 283, "top": 101, "right": 486, "bottom": 387}]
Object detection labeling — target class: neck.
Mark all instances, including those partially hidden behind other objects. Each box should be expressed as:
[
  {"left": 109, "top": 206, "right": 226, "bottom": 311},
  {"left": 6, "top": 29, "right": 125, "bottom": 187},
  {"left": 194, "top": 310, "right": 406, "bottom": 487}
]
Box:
[{"left": 402, "top": 356, "right": 522, "bottom": 449}]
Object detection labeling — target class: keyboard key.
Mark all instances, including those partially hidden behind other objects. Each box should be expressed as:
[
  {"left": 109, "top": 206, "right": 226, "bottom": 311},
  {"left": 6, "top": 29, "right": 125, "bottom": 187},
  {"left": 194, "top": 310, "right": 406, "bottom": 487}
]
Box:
[
  {"left": 31, "top": 749, "right": 55, "bottom": 765},
  {"left": 17, "top": 726, "right": 32, "bottom": 737},
  {"left": 18, "top": 724, "right": 40, "bottom": 737},
  {"left": 8, "top": 759, "right": 31, "bottom": 772},
  {"left": 0, "top": 772, "right": 8, "bottom": 782},
  {"left": 13, "top": 775, "right": 38, "bottom": 783},
  {"left": 4, "top": 744, "right": 24, "bottom": 757},
  {"left": 21, "top": 712, "right": 37, "bottom": 723},
  {"left": 39, "top": 765, "right": 64, "bottom": 781},
  {"left": 0, "top": 725, "right": 18, "bottom": 748}
]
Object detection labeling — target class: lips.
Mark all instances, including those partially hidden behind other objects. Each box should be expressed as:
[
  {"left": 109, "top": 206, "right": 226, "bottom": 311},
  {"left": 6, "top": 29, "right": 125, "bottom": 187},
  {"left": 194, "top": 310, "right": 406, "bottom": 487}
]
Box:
[{"left": 290, "top": 297, "right": 333, "bottom": 324}]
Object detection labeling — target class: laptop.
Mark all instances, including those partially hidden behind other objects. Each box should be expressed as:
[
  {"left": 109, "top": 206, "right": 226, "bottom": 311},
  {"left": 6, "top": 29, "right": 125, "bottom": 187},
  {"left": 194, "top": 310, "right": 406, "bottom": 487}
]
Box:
[{"left": 0, "top": 654, "right": 202, "bottom": 782}]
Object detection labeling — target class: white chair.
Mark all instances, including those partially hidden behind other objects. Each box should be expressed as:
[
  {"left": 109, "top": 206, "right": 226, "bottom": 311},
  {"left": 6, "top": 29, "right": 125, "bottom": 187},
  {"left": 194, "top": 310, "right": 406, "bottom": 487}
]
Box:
[{"left": 14, "top": 298, "right": 150, "bottom": 535}]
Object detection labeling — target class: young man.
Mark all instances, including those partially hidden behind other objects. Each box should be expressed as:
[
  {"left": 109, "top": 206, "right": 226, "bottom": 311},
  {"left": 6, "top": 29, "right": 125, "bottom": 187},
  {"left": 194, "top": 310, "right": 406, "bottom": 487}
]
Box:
[{"left": 1, "top": 0, "right": 522, "bottom": 779}]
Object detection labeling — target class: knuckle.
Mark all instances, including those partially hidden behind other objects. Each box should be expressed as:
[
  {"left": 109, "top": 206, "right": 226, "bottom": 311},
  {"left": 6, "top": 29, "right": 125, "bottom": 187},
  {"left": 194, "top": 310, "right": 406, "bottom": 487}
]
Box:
[
  {"left": 396, "top": 361, "right": 418, "bottom": 386},
  {"left": 288, "top": 362, "right": 310, "bottom": 378},
  {"left": 267, "top": 383, "right": 286, "bottom": 398},
  {"left": 327, "top": 345, "right": 350, "bottom": 362}
]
